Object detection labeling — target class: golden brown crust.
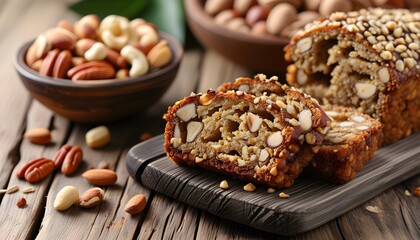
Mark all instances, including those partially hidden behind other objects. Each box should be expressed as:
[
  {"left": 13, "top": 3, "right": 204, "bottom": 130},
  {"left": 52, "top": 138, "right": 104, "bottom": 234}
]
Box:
[
  {"left": 284, "top": 8, "right": 420, "bottom": 144},
  {"left": 164, "top": 79, "right": 330, "bottom": 188},
  {"left": 308, "top": 105, "right": 383, "bottom": 184}
]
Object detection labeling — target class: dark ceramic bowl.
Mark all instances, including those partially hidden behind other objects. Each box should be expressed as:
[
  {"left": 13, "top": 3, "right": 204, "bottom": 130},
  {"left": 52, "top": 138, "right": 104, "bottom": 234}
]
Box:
[
  {"left": 15, "top": 32, "right": 183, "bottom": 124},
  {"left": 185, "top": 0, "right": 290, "bottom": 74}
]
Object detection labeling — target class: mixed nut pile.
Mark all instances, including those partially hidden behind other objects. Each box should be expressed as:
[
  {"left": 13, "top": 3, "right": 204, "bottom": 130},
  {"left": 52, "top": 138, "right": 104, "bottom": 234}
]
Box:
[
  {"left": 25, "top": 14, "right": 173, "bottom": 81},
  {"left": 2, "top": 125, "right": 149, "bottom": 215},
  {"left": 205, "top": 0, "right": 418, "bottom": 38}
]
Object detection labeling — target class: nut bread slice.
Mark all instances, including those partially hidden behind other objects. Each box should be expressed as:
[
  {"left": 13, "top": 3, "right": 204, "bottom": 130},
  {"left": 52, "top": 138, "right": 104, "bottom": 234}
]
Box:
[
  {"left": 284, "top": 8, "right": 420, "bottom": 145},
  {"left": 310, "top": 105, "right": 383, "bottom": 183},
  {"left": 219, "top": 75, "right": 383, "bottom": 183},
  {"left": 164, "top": 83, "right": 331, "bottom": 188}
]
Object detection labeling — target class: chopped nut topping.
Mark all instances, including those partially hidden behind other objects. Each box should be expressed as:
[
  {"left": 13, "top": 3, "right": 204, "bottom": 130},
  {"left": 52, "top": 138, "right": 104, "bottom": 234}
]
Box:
[
  {"left": 296, "top": 37, "right": 312, "bottom": 54},
  {"left": 267, "top": 188, "right": 275, "bottom": 193},
  {"left": 259, "top": 149, "right": 269, "bottom": 162},
  {"left": 267, "top": 131, "right": 283, "bottom": 148},
  {"left": 298, "top": 109, "right": 312, "bottom": 131},
  {"left": 355, "top": 83, "right": 376, "bottom": 99}
]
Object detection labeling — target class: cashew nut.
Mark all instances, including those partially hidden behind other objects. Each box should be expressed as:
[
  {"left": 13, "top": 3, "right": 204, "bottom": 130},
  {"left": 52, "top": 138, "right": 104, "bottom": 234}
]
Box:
[
  {"left": 130, "top": 19, "right": 159, "bottom": 54},
  {"left": 84, "top": 42, "right": 108, "bottom": 61},
  {"left": 120, "top": 45, "right": 149, "bottom": 77},
  {"left": 99, "top": 15, "right": 131, "bottom": 50}
]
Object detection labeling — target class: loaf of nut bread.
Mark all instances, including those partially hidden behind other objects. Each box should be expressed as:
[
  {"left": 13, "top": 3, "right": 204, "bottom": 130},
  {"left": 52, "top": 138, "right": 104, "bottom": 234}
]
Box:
[
  {"left": 164, "top": 80, "right": 331, "bottom": 188},
  {"left": 219, "top": 75, "right": 383, "bottom": 183},
  {"left": 284, "top": 8, "right": 420, "bottom": 145}
]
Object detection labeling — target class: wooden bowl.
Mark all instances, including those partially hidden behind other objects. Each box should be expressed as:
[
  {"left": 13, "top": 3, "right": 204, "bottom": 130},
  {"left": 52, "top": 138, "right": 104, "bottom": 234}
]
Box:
[
  {"left": 185, "top": 0, "right": 290, "bottom": 74},
  {"left": 15, "top": 32, "right": 183, "bottom": 124}
]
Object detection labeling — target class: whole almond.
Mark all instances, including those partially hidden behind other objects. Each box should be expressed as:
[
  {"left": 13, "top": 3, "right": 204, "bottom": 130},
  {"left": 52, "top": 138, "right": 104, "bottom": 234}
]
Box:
[
  {"left": 147, "top": 40, "right": 172, "bottom": 68},
  {"left": 82, "top": 169, "right": 117, "bottom": 186},
  {"left": 54, "top": 186, "right": 80, "bottom": 211},
  {"left": 124, "top": 194, "right": 147, "bottom": 215},
  {"left": 78, "top": 187, "right": 104, "bottom": 208},
  {"left": 85, "top": 125, "right": 111, "bottom": 148},
  {"left": 61, "top": 145, "right": 83, "bottom": 175},
  {"left": 24, "top": 128, "right": 52, "bottom": 145}
]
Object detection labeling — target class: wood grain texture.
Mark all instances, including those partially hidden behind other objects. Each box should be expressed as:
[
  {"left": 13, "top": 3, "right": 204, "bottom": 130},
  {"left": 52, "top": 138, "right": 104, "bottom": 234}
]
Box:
[
  {"left": 127, "top": 132, "right": 420, "bottom": 236},
  {"left": 0, "top": 101, "right": 70, "bottom": 239}
]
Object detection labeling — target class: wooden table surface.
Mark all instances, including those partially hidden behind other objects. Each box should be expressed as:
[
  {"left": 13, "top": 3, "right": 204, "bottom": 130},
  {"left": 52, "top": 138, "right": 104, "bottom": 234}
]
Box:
[{"left": 0, "top": 0, "right": 419, "bottom": 239}]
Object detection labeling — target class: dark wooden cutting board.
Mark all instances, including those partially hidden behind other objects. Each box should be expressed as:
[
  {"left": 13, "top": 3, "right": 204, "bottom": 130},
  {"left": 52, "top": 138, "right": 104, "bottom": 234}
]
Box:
[{"left": 126, "top": 132, "right": 420, "bottom": 236}]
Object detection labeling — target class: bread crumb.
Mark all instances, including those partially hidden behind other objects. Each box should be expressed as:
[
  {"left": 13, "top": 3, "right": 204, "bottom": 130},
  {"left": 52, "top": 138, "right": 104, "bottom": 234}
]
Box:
[
  {"left": 219, "top": 180, "right": 229, "bottom": 190},
  {"left": 243, "top": 183, "right": 256, "bottom": 192},
  {"left": 279, "top": 192, "right": 289, "bottom": 198}
]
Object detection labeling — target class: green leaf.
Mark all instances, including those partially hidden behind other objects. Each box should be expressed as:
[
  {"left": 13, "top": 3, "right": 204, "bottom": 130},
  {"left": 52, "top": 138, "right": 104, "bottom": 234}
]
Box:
[
  {"left": 69, "top": 0, "right": 185, "bottom": 44},
  {"left": 139, "top": 0, "right": 185, "bottom": 44},
  {"left": 70, "top": 0, "right": 151, "bottom": 19}
]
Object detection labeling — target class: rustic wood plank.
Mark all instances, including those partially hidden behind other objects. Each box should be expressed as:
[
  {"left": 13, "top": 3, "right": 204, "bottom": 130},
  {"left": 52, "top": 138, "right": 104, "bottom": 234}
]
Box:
[
  {"left": 0, "top": 101, "right": 70, "bottom": 239},
  {"left": 137, "top": 193, "right": 201, "bottom": 240},
  {"left": 337, "top": 175, "right": 420, "bottom": 239}
]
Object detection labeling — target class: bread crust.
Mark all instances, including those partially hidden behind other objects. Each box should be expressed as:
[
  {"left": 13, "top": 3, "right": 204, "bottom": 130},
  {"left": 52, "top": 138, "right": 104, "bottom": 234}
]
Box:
[{"left": 284, "top": 8, "right": 420, "bottom": 145}]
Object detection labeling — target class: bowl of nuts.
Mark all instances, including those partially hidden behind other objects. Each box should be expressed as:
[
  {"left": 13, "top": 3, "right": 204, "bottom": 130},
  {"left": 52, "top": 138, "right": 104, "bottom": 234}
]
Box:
[
  {"left": 185, "top": 0, "right": 410, "bottom": 73},
  {"left": 15, "top": 15, "right": 183, "bottom": 123}
]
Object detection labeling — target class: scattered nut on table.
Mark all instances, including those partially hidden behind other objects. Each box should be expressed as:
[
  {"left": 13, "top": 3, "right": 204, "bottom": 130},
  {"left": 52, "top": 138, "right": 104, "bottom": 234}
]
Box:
[
  {"left": 24, "top": 128, "right": 52, "bottom": 145},
  {"left": 85, "top": 125, "right": 111, "bottom": 148},
  {"left": 54, "top": 185, "right": 80, "bottom": 211},
  {"left": 78, "top": 187, "right": 105, "bottom": 208},
  {"left": 82, "top": 169, "right": 118, "bottom": 186},
  {"left": 25, "top": 14, "right": 173, "bottom": 82},
  {"left": 125, "top": 194, "right": 147, "bottom": 215},
  {"left": 16, "top": 197, "right": 27, "bottom": 208}
]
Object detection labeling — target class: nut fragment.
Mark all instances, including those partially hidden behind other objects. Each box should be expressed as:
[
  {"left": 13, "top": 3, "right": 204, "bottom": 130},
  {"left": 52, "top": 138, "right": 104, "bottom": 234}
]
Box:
[
  {"left": 298, "top": 109, "right": 313, "bottom": 131},
  {"left": 219, "top": 180, "right": 229, "bottom": 190},
  {"left": 85, "top": 125, "right": 111, "bottom": 148},
  {"left": 267, "top": 131, "right": 283, "bottom": 148},
  {"left": 267, "top": 188, "right": 275, "bottom": 193},
  {"left": 279, "top": 192, "right": 289, "bottom": 198},
  {"left": 125, "top": 194, "right": 147, "bottom": 215},
  {"left": 22, "top": 186, "right": 35, "bottom": 194},
  {"left": 54, "top": 186, "right": 80, "bottom": 211},
  {"left": 404, "top": 190, "right": 412, "bottom": 196},
  {"left": 78, "top": 187, "right": 105, "bottom": 208},
  {"left": 82, "top": 169, "right": 118, "bottom": 186},
  {"left": 415, "top": 187, "right": 420, "bottom": 197},
  {"left": 186, "top": 121, "right": 204, "bottom": 143},
  {"left": 365, "top": 205, "right": 380, "bottom": 213},
  {"left": 355, "top": 83, "right": 377, "bottom": 99},
  {"left": 7, "top": 185, "right": 19, "bottom": 194},
  {"left": 243, "top": 183, "right": 256, "bottom": 192},
  {"left": 259, "top": 149, "right": 269, "bottom": 162},
  {"left": 246, "top": 112, "right": 262, "bottom": 133},
  {"left": 24, "top": 128, "right": 52, "bottom": 145},
  {"left": 176, "top": 103, "right": 197, "bottom": 122},
  {"left": 17, "top": 198, "right": 27, "bottom": 208},
  {"left": 296, "top": 37, "right": 313, "bottom": 54}
]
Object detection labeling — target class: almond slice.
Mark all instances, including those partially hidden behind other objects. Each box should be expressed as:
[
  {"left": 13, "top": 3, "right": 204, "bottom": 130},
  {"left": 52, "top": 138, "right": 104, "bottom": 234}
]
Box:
[
  {"left": 186, "top": 121, "right": 203, "bottom": 143},
  {"left": 176, "top": 103, "right": 197, "bottom": 122},
  {"left": 246, "top": 112, "right": 262, "bottom": 133}
]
